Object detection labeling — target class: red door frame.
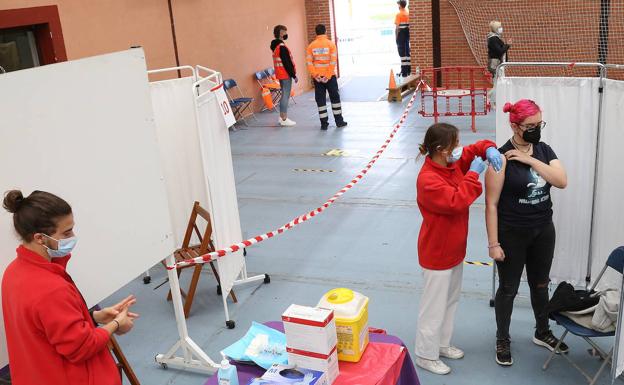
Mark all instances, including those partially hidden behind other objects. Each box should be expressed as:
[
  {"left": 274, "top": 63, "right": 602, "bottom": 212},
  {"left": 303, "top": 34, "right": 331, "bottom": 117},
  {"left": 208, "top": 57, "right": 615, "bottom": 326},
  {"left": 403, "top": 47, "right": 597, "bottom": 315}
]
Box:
[{"left": 0, "top": 5, "right": 67, "bottom": 65}]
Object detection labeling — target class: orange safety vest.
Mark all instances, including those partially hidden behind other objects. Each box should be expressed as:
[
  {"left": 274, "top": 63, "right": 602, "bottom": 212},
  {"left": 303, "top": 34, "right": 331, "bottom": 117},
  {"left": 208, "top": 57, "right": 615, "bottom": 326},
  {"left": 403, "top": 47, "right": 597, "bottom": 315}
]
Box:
[
  {"left": 273, "top": 43, "right": 296, "bottom": 80},
  {"left": 306, "top": 35, "right": 337, "bottom": 79},
  {"left": 395, "top": 8, "right": 409, "bottom": 30}
]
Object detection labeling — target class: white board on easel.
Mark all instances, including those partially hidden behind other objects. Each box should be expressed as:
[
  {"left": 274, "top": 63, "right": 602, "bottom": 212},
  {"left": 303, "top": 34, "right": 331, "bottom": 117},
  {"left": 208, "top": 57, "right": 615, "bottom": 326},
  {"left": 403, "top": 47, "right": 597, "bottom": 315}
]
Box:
[{"left": 0, "top": 49, "right": 175, "bottom": 368}]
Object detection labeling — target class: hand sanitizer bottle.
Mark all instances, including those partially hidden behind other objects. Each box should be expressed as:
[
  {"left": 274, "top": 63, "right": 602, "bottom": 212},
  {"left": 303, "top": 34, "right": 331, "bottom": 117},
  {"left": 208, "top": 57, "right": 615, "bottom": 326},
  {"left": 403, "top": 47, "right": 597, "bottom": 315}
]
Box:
[{"left": 218, "top": 358, "right": 239, "bottom": 385}]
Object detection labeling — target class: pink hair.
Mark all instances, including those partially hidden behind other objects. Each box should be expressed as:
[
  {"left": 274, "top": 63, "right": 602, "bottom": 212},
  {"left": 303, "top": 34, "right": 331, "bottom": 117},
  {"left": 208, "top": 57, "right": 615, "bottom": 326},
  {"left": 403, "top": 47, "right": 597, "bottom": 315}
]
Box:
[{"left": 503, "top": 99, "right": 541, "bottom": 124}]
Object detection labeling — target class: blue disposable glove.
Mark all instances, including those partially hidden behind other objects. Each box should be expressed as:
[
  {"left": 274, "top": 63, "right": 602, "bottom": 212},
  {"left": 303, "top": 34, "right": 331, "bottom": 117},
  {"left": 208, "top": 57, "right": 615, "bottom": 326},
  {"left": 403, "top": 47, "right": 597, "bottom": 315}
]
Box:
[
  {"left": 469, "top": 156, "right": 487, "bottom": 174},
  {"left": 486, "top": 147, "right": 503, "bottom": 172}
]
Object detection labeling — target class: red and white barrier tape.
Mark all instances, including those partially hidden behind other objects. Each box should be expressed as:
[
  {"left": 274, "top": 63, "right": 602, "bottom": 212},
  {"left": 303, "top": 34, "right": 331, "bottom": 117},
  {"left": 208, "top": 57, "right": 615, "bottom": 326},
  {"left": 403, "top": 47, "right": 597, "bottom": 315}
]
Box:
[{"left": 168, "top": 92, "right": 418, "bottom": 269}]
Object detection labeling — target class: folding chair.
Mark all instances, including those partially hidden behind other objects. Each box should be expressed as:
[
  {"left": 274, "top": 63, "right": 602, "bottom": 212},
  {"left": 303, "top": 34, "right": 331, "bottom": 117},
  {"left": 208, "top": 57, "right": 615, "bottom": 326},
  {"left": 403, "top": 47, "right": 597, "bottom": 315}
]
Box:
[
  {"left": 543, "top": 246, "right": 624, "bottom": 385},
  {"left": 265, "top": 68, "right": 296, "bottom": 105},
  {"left": 165, "top": 201, "right": 238, "bottom": 318},
  {"left": 254, "top": 70, "right": 281, "bottom": 111},
  {"left": 223, "top": 78, "right": 255, "bottom": 125}
]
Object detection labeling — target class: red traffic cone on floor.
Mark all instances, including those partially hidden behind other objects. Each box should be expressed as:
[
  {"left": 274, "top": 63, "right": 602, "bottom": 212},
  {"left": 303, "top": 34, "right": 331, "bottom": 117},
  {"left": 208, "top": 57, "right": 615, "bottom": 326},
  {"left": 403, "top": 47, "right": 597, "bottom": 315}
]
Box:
[{"left": 388, "top": 69, "right": 397, "bottom": 89}]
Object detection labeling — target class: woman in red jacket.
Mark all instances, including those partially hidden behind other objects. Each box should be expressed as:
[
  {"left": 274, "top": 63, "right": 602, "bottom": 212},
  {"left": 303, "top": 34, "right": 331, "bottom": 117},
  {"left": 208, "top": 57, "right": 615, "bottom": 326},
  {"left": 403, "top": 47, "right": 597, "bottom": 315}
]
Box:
[
  {"left": 2, "top": 190, "right": 138, "bottom": 385},
  {"left": 414, "top": 123, "right": 501, "bottom": 375}
]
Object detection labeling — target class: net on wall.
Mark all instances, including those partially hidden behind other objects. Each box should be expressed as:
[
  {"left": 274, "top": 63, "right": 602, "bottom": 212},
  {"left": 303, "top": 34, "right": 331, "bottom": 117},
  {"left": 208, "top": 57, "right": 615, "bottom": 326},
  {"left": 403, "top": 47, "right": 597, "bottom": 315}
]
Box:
[{"left": 448, "top": 0, "right": 624, "bottom": 78}]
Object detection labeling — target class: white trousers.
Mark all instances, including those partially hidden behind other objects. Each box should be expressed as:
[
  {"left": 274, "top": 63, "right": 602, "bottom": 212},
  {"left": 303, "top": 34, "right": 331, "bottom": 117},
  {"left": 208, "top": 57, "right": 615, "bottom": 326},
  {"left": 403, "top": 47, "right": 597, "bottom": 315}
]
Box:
[{"left": 415, "top": 263, "right": 463, "bottom": 360}]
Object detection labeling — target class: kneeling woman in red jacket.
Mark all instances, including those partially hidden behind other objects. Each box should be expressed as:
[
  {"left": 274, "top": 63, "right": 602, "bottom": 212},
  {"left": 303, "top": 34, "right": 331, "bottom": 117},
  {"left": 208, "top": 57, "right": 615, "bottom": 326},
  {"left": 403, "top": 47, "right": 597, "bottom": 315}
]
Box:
[
  {"left": 414, "top": 123, "right": 501, "bottom": 375},
  {"left": 2, "top": 190, "right": 138, "bottom": 385}
]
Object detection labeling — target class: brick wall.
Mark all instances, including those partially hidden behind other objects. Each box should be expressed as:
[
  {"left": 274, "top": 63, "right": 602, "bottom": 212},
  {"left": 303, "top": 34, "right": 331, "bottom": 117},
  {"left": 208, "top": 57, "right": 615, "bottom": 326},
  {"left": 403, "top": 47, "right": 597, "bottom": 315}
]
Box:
[
  {"left": 410, "top": 0, "right": 433, "bottom": 73},
  {"left": 439, "top": 0, "right": 476, "bottom": 68},
  {"left": 304, "top": 0, "right": 335, "bottom": 43}
]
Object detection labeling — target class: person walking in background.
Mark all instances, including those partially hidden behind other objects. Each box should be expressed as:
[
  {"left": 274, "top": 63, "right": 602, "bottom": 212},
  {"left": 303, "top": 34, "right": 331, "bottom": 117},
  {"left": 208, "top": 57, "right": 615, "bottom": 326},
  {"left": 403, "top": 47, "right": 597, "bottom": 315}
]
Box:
[
  {"left": 306, "top": 24, "right": 347, "bottom": 131},
  {"left": 395, "top": 0, "right": 411, "bottom": 77},
  {"left": 487, "top": 20, "right": 512, "bottom": 104},
  {"left": 271, "top": 24, "right": 298, "bottom": 127}
]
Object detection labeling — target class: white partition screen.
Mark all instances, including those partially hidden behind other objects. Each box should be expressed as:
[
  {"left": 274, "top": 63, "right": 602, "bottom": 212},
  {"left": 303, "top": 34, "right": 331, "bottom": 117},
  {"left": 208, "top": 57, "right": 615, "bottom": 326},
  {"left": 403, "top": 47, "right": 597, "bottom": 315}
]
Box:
[
  {"left": 195, "top": 88, "right": 245, "bottom": 296},
  {"left": 150, "top": 77, "right": 212, "bottom": 247},
  {"left": 0, "top": 49, "right": 175, "bottom": 368},
  {"left": 592, "top": 80, "right": 624, "bottom": 288},
  {"left": 495, "top": 77, "right": 601, "bottom": 285}
]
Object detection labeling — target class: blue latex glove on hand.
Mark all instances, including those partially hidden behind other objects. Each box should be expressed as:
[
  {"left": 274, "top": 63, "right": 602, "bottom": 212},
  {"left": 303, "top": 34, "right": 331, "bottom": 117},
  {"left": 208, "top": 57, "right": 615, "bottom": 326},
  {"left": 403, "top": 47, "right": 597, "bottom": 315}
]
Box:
[
  {"left": 469, "top": 156, "right": 487, "bottom": 174},
  {"left": 486, "top": 147, "right": 503, "bottom": 172}
]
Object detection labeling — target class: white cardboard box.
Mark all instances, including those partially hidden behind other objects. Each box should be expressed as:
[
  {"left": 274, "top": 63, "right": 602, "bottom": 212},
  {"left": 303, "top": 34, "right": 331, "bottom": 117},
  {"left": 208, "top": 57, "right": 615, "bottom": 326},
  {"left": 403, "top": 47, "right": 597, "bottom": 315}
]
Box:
[
  {"left": 282, "top": 305, "right": 337, "bottom": 355},
  {"left": 287, "top": 346, "right": 340, "bottom": 385}
]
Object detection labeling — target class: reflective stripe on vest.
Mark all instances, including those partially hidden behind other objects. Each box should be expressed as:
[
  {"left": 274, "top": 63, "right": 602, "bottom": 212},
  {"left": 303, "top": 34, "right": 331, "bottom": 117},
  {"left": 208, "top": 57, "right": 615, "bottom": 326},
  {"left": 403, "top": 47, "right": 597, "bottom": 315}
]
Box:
[{"left": 273, "top": 44, "right": 296, "bottom": 80}]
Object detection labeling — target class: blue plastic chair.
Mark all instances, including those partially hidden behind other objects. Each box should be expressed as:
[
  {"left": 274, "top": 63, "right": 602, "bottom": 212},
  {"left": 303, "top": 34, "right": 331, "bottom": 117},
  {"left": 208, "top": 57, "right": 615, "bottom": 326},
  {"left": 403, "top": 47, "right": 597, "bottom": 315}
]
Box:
[
  {"left": 223, "top": 79, "right": 254, "bottom": 125},
  {"left": 543, "top": 246, "right": 624, "bottom": 385}
]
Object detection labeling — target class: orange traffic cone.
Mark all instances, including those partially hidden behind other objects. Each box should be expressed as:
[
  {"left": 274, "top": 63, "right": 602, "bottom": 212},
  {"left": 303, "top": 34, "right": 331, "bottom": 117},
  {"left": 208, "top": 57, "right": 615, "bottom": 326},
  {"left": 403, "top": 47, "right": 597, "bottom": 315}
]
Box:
[
  {"left": 388, "top": 69, "right": 397, "bottom": 89},
  {"left": 261, "top": 87, "right": 274, "bottom": 110}
]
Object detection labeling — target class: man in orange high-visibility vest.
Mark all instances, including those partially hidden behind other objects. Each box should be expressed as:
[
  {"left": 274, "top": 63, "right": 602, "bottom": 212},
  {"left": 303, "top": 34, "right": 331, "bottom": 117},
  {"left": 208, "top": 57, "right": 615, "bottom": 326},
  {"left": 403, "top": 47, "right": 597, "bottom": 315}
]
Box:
[
  {"left": 306, "top": 24, "right": 347, "bottom": 131},
  {"left": 395, "top": 0, "right": 411, "bottom": 77}
]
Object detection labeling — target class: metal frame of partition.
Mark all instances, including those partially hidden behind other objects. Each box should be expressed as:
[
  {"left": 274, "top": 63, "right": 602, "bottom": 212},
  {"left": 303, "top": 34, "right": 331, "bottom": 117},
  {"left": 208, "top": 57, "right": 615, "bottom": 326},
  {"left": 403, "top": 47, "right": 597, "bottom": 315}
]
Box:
[
  {"left": 490, "top": 61, "right": 606, "bottom": 291},
  {"left": 147, "top": 65, "right": 268, "bottom": 374}
]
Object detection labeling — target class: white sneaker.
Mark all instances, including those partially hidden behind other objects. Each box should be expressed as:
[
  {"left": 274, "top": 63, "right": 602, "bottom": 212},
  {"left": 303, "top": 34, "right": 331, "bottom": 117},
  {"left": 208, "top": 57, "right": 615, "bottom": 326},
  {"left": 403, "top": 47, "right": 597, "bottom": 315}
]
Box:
[
  {"left": 279, "top": 118, "right": 296, "bottom": 126},
  {"left": 439, "top": 346, "right": 464, "bottom": 359},
  {"left": 415, "top": 357, "right": 451, "bottom": 375}
]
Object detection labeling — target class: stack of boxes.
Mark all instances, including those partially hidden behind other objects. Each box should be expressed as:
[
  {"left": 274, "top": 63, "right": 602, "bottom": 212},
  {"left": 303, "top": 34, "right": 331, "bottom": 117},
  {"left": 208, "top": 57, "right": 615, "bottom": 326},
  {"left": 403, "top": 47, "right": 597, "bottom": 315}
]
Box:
[{"left": 282, "top": 305, "right": 340, "bottom": 384}]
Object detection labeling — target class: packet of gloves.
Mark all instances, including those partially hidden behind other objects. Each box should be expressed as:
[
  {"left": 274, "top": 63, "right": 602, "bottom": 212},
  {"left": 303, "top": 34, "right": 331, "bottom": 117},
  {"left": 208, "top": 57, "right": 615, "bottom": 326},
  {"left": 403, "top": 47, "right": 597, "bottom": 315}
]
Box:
[
  {"left": 247, "top": 364, "right": 328, "bottom": 385},
  {"left": 222, "top": 322, "right": 288, "bottom": 369}
]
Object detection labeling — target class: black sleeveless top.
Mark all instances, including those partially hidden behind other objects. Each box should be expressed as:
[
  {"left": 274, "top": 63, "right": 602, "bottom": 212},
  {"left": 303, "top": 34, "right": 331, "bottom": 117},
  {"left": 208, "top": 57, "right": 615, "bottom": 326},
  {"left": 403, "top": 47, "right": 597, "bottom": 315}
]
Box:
[{"left": 498, "top": 140, "right": 558, "bottom": 227}]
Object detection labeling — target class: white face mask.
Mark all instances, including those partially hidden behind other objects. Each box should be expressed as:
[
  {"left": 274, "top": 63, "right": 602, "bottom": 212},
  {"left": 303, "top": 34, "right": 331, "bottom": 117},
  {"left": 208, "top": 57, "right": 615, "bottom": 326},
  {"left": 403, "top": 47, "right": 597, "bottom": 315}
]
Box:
[
  {"left": 497, "top": 27, "right": 503, "bottom": 34},
  {"left": 447, "top": 146, "right": 464, "bottom": 163}
]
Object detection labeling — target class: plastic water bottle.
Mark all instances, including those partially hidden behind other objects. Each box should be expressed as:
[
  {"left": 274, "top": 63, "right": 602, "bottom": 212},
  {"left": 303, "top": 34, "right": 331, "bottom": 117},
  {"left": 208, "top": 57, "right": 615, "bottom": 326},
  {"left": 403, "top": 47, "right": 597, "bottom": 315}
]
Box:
[{"left": 217, "top": 359, "right": 239, "bottom": 385}]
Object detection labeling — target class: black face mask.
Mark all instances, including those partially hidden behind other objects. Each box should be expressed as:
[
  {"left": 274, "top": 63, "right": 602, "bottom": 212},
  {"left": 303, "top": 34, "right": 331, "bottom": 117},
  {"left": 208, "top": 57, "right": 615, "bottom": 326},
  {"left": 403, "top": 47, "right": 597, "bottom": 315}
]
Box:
[
  {"left": 282, "top": 34, "right": 288, "bottom": 40},
  {"left": 522, "top": 128, "right": 541, "bottom": 144}
]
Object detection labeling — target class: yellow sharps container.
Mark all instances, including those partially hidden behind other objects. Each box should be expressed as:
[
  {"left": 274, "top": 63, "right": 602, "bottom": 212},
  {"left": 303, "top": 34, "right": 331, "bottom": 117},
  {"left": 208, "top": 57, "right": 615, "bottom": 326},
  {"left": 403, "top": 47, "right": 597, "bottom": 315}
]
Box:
[{"left": 317, "top": 288, "right": 369, "bottom": 362}]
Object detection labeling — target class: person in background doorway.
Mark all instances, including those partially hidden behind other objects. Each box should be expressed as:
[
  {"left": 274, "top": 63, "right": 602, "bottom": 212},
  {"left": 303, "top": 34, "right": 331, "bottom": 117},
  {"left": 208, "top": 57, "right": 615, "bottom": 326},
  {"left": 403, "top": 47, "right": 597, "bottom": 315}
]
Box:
[
  {"left": 2, "top": 190, "right": 139, "bottom": 385},
  {"left": 415, "top": 124, "right": 502, "bottom": 375},
  {"left": 487, "top": 20, "right": 512, "bottom": 104},
  {"left": 485, "top": 99, "right": 568, "bottom": 366},
  {"left": 271, "top": 24, "right": 298, "bottom": 127},
  {"left": 306, "top": 24, "right": 347, "bottom": 131},
  {"left": 395, "top": 0, "right": 411, "bottom": 77}
]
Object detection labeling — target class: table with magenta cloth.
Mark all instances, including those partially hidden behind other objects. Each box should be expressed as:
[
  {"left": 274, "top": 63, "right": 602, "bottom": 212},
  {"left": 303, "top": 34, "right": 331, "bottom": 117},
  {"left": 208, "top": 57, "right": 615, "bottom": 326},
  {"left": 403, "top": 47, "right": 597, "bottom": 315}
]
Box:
[{"left": 204, "top": 321, "right": 420, "bottom": 385}]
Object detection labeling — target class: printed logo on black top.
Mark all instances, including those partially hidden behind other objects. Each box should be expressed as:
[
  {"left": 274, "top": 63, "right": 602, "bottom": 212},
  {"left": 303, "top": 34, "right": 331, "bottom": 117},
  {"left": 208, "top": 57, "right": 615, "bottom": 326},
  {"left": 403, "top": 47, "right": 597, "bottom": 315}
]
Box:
[{"left": 519, "top": 168, "right": 550, "bottom": 205}]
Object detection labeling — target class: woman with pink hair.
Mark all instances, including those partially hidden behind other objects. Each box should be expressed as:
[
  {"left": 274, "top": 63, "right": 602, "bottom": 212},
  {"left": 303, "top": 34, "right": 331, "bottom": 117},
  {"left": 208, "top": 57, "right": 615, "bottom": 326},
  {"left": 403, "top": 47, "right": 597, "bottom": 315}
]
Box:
[{"left": 484, "top": 99, "right": 568, "bottom": 366}]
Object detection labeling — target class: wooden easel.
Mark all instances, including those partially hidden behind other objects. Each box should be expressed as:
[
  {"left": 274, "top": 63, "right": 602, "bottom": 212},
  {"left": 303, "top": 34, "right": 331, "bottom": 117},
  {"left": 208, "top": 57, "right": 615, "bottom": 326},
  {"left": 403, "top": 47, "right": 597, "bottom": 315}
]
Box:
[
  {"left": 165, "top": 201, "right": 237, "bottom": 318},
  {"left": 109, "top": 336, "right": 140, "bottom": 385}
]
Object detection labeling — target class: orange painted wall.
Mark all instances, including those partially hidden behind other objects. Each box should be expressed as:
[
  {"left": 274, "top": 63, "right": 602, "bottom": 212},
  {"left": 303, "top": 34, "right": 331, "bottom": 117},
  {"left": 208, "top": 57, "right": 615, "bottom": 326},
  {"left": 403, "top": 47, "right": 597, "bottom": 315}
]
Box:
[
  {"left": 0, "top": 0, "right": 310, "bottom": 110},
  {"left": 172, "top": 0, "right": 310, "bottom": 109}
]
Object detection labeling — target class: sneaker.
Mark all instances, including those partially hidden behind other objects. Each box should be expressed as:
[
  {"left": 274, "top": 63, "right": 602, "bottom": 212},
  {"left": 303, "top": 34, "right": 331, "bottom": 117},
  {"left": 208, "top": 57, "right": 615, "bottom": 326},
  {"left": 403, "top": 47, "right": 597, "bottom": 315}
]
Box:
[
  {"left": 533, "top": 330, "right": 569, "bottom": 354},
  {"left": 320, "top": 124, "right": 329, "bottom": 131},
  {"left": 336, "top": 121, "right": 348, "bottom": 128},
  {"left": 439, "top": 346, "right": 464, "bottom": 359},
  {"left": 279, "top": 118, "right": 296, "bottom": 127},
  {"left": 496, "top": 339, "right": 513, "bottom": 366},
  {"left": 415, "top": 357, "right": 451, "bottom": 375}
]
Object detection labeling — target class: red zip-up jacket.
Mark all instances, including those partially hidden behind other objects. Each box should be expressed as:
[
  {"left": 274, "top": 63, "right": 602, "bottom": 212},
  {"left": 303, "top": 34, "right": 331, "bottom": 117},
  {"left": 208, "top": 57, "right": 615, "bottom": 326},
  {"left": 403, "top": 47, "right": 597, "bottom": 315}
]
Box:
[
  {"left": 416, "top": 140, "right": 496, "bottom": 270},
  {"left": 2, "top": 246, "right": 119, "bottom": 385}
]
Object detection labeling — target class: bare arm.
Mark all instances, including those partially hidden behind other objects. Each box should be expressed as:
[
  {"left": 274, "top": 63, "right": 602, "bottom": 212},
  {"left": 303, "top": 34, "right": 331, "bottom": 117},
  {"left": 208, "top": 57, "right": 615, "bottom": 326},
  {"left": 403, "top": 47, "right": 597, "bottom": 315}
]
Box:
[{"left": 485, "top": 158, "right": 506, "bottom": 261}]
